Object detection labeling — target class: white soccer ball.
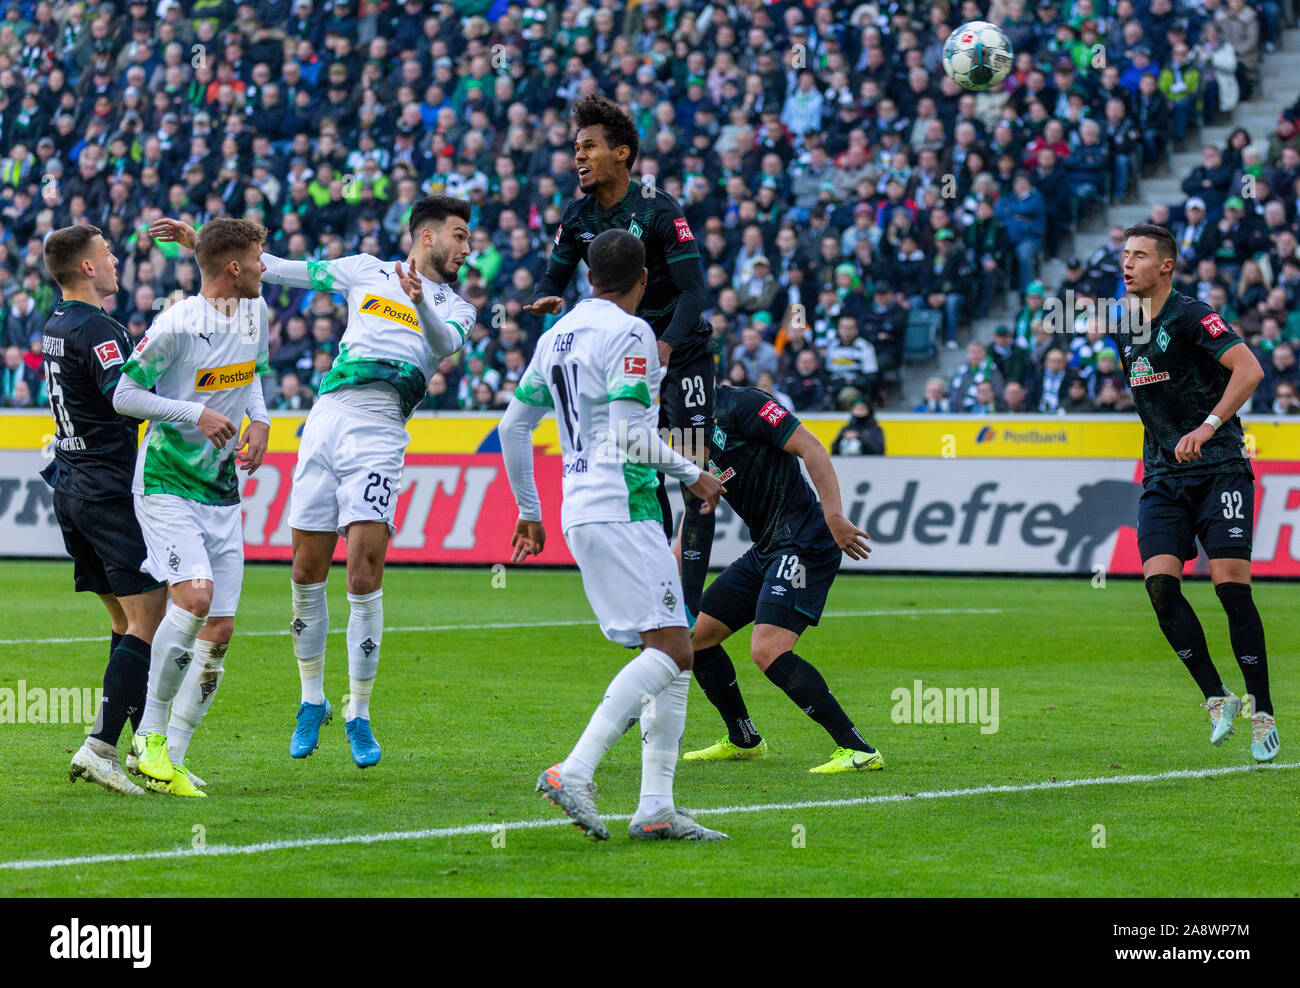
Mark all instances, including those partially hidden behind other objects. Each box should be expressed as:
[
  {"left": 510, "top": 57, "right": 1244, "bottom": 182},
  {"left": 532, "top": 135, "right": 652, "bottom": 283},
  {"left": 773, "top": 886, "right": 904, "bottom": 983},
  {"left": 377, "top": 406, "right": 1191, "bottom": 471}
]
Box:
[{"left": 942, "top": 21, "right": 1014, "bottom": 92}]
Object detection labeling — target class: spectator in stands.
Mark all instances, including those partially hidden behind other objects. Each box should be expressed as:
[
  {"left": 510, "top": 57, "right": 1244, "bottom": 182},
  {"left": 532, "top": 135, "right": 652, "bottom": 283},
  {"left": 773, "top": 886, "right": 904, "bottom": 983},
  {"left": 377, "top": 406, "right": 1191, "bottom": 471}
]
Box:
[
  {"left": 783, "top": 348, "right": 829, "bottom": 412},
  {"left": 1254, "top": 341, "right": 1300, "bottom": 411},
  {"left": 951, "top": 342, "right": 1006, "bottom": 412},
  {"left": 969, "top": 379, "right": 1003, "bottom": 414},
  {"left": 832, "top": 399, "right": 885, "bottom": 455},
  {"left": 1173, "top": 197, "right": 1212, "bottom": 269},
  {"left": 1182, "top": 144, "right": 1235, "bottom": 217},
  {"left": 1027, "top": 347, "right": 1076, "bottom": 413},
  {"left": 421, "top": 372, "right": 458, "bottom": 412},
  {"left": 990, "top": 325, "right": 1031, "bottom": 385},
  {"left": 1135, "top": 73, "right": 1172, "bottom": 175},
  {"left": 1003, "top": 381, "right": 1030, "bottom": 413},
  {"left": 1159, "top": 42, "right": 1202, "bottom": 150},
  {"left": 1102, "top": 97, "right": 1141, "bottom": 203},
  {"left": 923, "top": 229, "right": 968, "bottom": 348},
  {"left": 824, "top": 315, "right": 878, "bottom": 409},
  {"left": 996, "top": 172, "right": 1047, "bottom": 293},
  {"left": 275, "top": 372, "right": 312, "bottom": 411},
  {"left": 1266, "top": 381, "right": 1300, "bottom": 415},
  {"left": 731, "top": 325, "right": 779, "bottom": 384},
  {"left": 913, "top": 376, "right": 952, "bottom": 413}
]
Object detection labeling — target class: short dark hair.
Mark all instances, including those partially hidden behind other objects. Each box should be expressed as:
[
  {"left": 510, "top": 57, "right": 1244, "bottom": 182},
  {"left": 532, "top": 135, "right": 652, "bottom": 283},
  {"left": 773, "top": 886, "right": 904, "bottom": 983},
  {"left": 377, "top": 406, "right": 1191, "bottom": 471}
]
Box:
[
  {"left": 409, "top": 194, "right": 471, "bottom": 236},
  {"left": 572, "top": 93, "right": 639, "bottom": 168},
  {"left": 194, "top": 217, "right": 268, "bottom": 276},
  {"left": 1123, "top": 223, "right": 1177, "bottom": 261},
  {"left": 588, "top": 229, "right": 645, "bottom": 295},
  {"left": 43, "top": 224, "right": 103, "bottom": 287}
]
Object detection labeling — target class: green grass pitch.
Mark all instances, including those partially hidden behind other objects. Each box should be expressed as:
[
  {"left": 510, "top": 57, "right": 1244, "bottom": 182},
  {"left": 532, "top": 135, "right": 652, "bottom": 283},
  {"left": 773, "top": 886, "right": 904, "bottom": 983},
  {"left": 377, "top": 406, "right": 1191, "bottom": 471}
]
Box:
[{"left": 1, "top": 560, "right": 1296, "bottom": 897}]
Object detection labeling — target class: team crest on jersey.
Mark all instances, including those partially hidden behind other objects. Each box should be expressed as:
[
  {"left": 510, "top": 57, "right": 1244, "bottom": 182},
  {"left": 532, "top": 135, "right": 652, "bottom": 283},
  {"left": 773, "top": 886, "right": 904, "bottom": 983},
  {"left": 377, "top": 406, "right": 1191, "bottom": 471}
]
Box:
[
  {"left": 1156, "top": 328, "right": 1170, "bottom": 351},
  {"left": 93, "top": 340, "right": 123, "bottom": 368},
  {"left": 628, "top": 218, "right": 644, "bottom": 239},
  {"left": 1201, "top": 313, "right": 1229, "bottom": 338},
  {"left": 359, "top": 294, "right": 421, "bottom": 333},
  {"left": 674, "top": 218, "right": 694, "bottom": 242},
  {"left": 433, "top": 292, "right": 446, "bottom": 304},
  {"left": 712, "top": 425, "right": 726, "bottom": 448},
  {"left": 196, "top": 361, "right": 256, "bottom": 391},
  {"left": 1129, "top": 356, "right": 1170, "bottom": 387},
  {"left": 757, "top": 400, "right": 787, "bottom": 426}
]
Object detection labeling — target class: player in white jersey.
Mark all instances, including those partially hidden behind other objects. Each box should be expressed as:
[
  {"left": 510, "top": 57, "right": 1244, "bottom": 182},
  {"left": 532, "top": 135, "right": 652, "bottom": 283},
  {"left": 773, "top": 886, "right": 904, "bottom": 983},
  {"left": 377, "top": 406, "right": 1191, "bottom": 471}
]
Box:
[
  {"left": 152, "top": 196, "right": 473, "bottom": 768},
  {"left": 500, "top": 230, "right": 728, "bottom": 841},
  {"left": 112, "top": 218, "right": 273, "bottom": 797}
]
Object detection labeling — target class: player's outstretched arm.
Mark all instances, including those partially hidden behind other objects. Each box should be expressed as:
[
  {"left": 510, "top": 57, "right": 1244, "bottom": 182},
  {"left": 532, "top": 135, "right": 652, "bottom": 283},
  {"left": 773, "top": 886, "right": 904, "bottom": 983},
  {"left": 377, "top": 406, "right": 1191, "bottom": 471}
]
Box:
[
  {"left": 784, "top": 425, "right": 871, "bottom": 560},
  {"left": 499, "top": 395, "right": 548, "bottom": 560},
  {"left": 606, "top": 398, "right": 724, "bottom": 512}
]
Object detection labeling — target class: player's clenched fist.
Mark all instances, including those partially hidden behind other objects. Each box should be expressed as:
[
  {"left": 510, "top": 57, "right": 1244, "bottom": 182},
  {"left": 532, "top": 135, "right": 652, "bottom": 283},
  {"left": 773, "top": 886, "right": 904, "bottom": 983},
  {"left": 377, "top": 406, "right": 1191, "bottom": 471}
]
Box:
[
  {"left": 198, "top": 406, "right": 237, "bottom": 449},
  {"left": 688, "top": 470, "right": 725, "bottom": 514}
]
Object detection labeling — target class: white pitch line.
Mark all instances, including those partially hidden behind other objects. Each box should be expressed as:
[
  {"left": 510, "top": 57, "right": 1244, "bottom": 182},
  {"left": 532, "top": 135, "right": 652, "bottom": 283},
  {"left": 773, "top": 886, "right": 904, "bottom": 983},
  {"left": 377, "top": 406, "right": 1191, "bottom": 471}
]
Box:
[
  {"left": 2, "top": 760, "right": 1293, "bottom": 872},
  {"left": 0, "top": 608, "right": 1006, "bottom": 646}
]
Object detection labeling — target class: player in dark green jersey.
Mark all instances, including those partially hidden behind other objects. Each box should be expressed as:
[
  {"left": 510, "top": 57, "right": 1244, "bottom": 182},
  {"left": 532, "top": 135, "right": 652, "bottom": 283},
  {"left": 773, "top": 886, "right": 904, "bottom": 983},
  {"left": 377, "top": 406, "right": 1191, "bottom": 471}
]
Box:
[
  {"left": 525, "top": 94, "right": 717, "bottom": 621},
  {"left": 680, "top": 385, "right": 881, "bottom": 773},
  {"left": 1116, "top": 224, "right": 1278, "bottom": 761}
]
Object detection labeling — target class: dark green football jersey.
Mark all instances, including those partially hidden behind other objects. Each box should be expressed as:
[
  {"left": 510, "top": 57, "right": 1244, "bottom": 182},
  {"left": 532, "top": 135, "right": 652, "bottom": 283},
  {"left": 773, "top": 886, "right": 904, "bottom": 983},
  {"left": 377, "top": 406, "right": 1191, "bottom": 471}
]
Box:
[
  {"left": 1114, "top": 289, "right": 1251, "bottom": 482},
  {"left": 537, "top": 181, "right": 710, "bottom": 362},
  {"left": 710, "top": 385, "right": 832, "bottom": 553}
]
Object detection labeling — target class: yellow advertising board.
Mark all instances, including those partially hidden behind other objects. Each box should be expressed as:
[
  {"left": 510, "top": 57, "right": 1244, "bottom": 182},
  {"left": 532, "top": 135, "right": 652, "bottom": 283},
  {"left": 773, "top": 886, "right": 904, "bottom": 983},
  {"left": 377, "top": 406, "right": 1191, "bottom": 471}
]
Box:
[{"left": 3, "top": 411, "right": 1297, "bottom": 459}]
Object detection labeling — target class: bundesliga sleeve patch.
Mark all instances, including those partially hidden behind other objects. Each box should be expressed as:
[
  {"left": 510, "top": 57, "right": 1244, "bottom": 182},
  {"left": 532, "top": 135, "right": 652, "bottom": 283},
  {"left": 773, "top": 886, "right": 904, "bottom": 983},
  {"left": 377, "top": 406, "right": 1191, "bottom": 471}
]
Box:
[
  {"left": 93, "top": 340, "right": 123, "bottom": 368},
  {"left": 674, "top": 218, "right": 694, "bottom": 242},
  {"left": 1201, "top": 313, "right": 1229, "bottom": 337},
  {"left": 623, "top": 356, "right": 647, "bottom": 377},
  {"left": 758, "top": 400, "right": 787, "bottom": 426}
]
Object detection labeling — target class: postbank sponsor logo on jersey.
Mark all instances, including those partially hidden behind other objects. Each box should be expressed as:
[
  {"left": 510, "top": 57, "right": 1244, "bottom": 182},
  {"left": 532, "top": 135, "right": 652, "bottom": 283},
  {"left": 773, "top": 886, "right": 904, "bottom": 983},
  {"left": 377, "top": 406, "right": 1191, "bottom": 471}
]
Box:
[
  {"left": 1128, "top": 356, "right": 1169, "bottom": 387},
  {"left": 93, "top": 340, "right": 123, "bottom": 368},
  {"left": 1202, "top": 313, "right": 1229, "bottom": 338},
  {"left": 758, "top": 400, "right": 787, "bottom": 426},
  {"left": 359, "top": 294, "right": 421, "bottom": 333},
  {"left": 195, "top": 360, "right": 256, "bottom": 391}
]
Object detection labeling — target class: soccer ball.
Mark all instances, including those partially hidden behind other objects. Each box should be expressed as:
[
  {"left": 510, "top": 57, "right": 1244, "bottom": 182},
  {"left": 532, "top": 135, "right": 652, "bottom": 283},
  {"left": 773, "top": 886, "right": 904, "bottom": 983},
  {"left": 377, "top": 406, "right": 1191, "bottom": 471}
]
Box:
[{"left": 942, "top": 21, "right": 1014, "bottom": 92}]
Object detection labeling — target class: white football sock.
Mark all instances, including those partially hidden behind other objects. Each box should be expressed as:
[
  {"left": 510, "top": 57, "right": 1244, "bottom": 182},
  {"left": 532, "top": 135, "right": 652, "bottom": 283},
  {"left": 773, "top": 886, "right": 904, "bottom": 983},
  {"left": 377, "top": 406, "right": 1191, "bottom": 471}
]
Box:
[
  {"left": 167, "top": 638, "right": 227, "bottom": 765},
  {"left": 563, "top": 647, "right": 679, "bottom": 784},
  {"left": 637, "top": 668, "right": 690, "bottom": 818},
  {"left": 291, "top": 581, "right": 328, "bottom": 704},
  {"left": 138, "top": 605, "right": 204, "bottom": 736},
  {"left": 346, "top": 677, "right": 373, "bottom": 721}
]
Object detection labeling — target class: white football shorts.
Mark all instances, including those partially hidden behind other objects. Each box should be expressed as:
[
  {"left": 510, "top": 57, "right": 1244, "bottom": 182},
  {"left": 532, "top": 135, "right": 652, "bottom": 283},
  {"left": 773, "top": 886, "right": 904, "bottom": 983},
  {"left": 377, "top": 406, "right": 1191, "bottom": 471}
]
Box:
[
  {"left": 135, "top": 493, "right": 245, "bottom": 618},
  {"left": 287, "top": 397, "right": 409, "bottom": 538},
  {"left": 565, "top": 519, "right": 686, "bottom": 647}
]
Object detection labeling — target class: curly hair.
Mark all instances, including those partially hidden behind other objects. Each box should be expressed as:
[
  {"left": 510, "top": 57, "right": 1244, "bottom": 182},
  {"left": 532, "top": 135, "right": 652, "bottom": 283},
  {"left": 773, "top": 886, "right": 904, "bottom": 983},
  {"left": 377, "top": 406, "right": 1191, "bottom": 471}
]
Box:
[{"left": 572, "top": 93, "right": 639, "bottom": 169}]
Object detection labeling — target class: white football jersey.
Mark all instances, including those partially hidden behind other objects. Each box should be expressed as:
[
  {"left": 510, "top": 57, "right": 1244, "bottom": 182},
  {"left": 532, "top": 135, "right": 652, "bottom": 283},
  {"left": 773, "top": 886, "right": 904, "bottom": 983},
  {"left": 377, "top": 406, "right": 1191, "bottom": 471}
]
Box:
[
  {"left": 122, "top": 294, "right": 270, "bottom": 506},
  {"left": 513, "top": 297, "right": 665, "bottom": 533},
  {"left": 262, "top": 252, "right": 475, "bottom": 420}
]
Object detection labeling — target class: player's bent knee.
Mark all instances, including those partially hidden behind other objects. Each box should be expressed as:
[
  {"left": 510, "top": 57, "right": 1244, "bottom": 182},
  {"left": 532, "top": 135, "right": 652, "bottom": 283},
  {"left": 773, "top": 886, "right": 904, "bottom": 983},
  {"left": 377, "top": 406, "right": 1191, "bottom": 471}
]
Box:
[
  {"left": 170, "top": 581, "right": 214, "bottom": 618},
  {"left": 202, "top": 616, "right": 235, "bottom": 645},
  {"left": 1144, "top": 573, "right": 1184, "bottom": 618}
]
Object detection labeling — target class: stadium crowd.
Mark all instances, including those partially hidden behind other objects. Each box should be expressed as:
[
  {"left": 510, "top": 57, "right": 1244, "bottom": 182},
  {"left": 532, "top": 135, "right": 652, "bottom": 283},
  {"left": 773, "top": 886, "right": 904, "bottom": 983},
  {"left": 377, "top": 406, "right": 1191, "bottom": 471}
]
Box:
[{"left": 0, "top": 0, "right": 1297, "bottom": 421}]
